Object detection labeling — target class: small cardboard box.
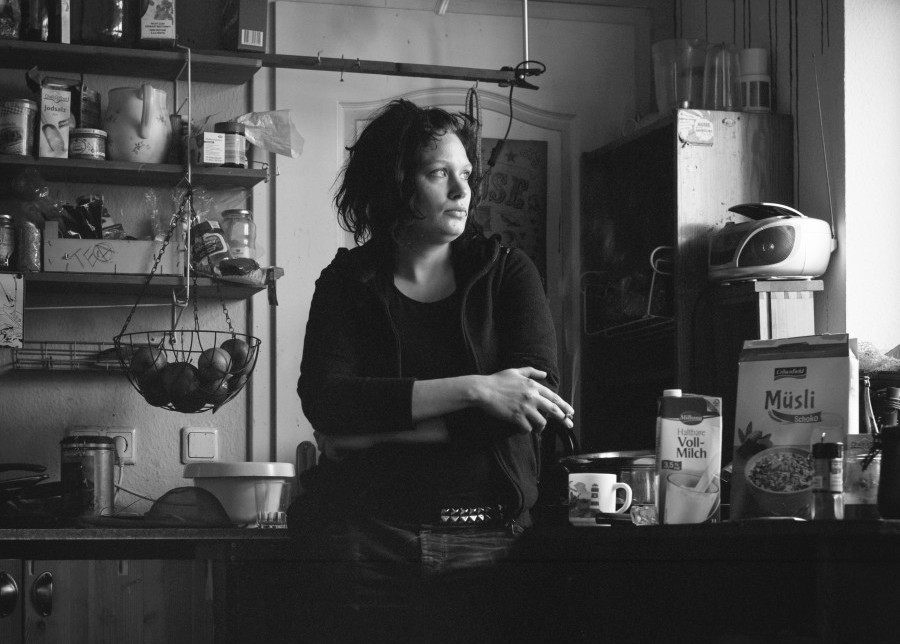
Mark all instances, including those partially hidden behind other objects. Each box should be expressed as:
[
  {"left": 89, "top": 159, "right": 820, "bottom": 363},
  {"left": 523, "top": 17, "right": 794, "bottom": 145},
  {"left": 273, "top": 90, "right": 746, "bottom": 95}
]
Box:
[
  {"left": 222, "top": 0, "right": 266, "bottom": 52},
  {"left": 39, "top": 83, "right": 71, "bottom": 158},
  {"left": 140, "top": 0, "right": 176, "bottom": 46},
  {"left": 730, "top": 334, "right": 858, "bottom": 520},
  {"left": 42, "top": 222, "right": 184, "bottom": 276}
]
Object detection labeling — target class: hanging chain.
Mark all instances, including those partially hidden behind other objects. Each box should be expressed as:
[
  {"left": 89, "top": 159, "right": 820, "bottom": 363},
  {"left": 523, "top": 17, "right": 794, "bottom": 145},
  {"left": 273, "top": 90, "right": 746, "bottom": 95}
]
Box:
[{"left": 117, "top": 181, "right": 192, "bottom": 340}]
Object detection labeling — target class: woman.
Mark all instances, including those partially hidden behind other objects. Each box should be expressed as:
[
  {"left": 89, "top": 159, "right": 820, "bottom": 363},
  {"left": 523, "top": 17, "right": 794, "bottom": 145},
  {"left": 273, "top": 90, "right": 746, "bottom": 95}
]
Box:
[{"left": 289, "top": 98, "right": 573, "bottom": 643}]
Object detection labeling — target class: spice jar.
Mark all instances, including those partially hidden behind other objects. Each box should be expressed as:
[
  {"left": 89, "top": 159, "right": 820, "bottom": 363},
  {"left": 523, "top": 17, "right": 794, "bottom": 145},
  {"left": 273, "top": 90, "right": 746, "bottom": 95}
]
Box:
[
  {"left": 811, "top": 438, "right": 843, "bottom": 521},
  {"left": 213, "top": 121, "right": 247, "bottom": 168}
]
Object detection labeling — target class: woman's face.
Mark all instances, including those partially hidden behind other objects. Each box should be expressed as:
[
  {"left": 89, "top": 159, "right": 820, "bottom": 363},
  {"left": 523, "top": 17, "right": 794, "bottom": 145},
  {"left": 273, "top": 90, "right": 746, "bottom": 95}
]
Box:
[{"left": 404, "top": 132, "right": 472, "bottom": 246}]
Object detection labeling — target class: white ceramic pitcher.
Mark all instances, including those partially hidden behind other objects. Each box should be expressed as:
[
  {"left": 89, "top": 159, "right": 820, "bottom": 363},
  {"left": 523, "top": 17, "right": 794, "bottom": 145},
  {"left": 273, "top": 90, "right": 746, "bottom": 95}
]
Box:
[{"left": 104, "top": 84, "right": 172, "bottom": 163}]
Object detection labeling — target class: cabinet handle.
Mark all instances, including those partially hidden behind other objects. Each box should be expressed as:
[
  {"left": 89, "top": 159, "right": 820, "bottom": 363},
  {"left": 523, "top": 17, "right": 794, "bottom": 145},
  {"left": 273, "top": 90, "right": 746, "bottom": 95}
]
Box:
[
  {"left": 0, "top": 571, "right": 18, "bottom": 618},
  {"left": 31, "top": 571, "right": 52, "bottom": 617}
]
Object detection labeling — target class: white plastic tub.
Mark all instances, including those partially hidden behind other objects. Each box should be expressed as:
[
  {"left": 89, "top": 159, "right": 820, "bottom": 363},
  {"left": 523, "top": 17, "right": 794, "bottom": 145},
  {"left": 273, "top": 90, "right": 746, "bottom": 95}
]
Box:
[{"left": 183, "top": 461, "right": 295, "bottom": 525}]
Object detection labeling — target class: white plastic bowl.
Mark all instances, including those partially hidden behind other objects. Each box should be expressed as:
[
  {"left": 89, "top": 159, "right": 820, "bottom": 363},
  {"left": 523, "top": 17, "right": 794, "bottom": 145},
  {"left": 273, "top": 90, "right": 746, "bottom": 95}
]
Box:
[{"left": 183, "top": 461, "right": 296, "bottom": 525}]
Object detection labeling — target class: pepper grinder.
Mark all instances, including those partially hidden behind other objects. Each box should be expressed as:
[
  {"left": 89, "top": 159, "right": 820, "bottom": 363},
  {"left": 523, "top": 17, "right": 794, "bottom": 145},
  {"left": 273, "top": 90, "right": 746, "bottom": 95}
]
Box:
[
  {"left": 811, "top": 436, "right": 843, "bottom": 521},
  {"left": 878, "top": 425, "right": 900, "bottom": 519}
]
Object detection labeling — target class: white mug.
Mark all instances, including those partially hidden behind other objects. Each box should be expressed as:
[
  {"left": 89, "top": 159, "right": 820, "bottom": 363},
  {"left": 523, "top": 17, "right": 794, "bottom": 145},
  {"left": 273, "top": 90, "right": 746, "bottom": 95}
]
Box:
[{"left": 568, "top": 472, "right": 633, "bottom": 525}]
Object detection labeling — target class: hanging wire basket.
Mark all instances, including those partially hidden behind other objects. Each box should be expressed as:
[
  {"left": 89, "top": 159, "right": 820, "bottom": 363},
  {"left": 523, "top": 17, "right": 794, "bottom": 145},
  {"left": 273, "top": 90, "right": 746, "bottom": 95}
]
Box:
[
  {"left": 115, "top": 328, "right": 260, "bottom": 413},
  {"left": 113, "top": 182, "right": 260, "bottom": 413}
]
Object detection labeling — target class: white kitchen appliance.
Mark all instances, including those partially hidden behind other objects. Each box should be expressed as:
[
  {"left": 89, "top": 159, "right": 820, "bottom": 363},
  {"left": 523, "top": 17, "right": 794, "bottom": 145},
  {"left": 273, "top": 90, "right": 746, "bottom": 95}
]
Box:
[{"left": 708, "top": 203, "right": 836, "bottom": 282}]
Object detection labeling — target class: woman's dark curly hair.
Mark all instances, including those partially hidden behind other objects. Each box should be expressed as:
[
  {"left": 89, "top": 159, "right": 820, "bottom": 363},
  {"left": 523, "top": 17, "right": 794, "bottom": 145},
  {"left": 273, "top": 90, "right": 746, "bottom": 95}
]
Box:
[{"left": 334, "top": 99, "right": 483, "bottom": 246}]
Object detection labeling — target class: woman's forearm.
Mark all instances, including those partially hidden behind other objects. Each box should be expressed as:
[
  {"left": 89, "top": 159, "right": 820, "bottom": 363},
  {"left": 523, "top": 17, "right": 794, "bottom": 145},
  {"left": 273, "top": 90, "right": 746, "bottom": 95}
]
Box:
[{"left": 410, "top": 376, "right": 481, "bottom": 423}]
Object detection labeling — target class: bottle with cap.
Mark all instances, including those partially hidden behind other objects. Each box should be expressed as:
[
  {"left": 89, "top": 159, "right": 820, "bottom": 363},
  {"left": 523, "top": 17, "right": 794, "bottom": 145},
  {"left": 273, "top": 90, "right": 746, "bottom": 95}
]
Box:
[
  {"left": 878, "top": 425, "right": 900, "bottom": 519},
  {"left": 811, "top": 435, "right": 844, "bottom": 521}
]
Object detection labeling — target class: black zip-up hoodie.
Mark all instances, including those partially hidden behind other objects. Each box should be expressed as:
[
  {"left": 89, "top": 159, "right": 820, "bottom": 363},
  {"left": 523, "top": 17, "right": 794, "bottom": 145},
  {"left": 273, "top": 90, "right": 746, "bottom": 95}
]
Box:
[{"left": 294, "top": 233, "right": 560, "bottom": 526}]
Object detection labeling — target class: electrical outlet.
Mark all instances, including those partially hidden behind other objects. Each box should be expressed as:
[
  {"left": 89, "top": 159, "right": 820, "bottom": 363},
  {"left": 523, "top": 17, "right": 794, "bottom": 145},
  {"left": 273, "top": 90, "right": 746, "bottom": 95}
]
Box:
[
  {"left": 107, "top": 429, "right": 137, "bottom": 465},
  {"left": 66, "top": 426, "right": 136, "bottom": 465}
]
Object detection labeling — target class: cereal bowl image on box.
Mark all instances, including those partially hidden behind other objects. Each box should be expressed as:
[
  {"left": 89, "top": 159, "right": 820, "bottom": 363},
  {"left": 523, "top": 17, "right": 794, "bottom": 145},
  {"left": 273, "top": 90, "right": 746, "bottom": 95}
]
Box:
[{"left": 744, "top": 446, "right": 813, "bottom": 516}]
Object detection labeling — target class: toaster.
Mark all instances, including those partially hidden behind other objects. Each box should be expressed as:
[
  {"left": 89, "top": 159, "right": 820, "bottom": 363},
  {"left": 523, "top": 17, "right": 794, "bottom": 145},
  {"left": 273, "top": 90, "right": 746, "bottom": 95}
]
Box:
[{"left": 708, "top": 203, "right": 836, "bottom": 282}]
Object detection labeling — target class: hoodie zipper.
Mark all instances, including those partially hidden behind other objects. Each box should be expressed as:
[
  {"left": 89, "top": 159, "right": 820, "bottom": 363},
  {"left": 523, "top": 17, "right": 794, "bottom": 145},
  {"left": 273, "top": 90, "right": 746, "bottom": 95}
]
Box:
[{"left": 457, "top": 246, "right": 527, "bottom": 515}]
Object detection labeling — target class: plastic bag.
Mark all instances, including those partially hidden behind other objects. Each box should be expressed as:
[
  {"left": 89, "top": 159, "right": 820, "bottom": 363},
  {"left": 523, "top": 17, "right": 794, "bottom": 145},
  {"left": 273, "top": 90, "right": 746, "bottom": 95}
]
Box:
[{"left": 236, "top": 109, "right": 304, "bottom": 158}]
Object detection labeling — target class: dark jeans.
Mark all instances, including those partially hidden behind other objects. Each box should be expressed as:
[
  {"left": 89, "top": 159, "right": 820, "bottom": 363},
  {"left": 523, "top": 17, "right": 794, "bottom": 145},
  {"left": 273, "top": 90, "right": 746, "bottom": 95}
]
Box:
[{"left": 292, "top": 517, "right": 523, "bottom": 643}]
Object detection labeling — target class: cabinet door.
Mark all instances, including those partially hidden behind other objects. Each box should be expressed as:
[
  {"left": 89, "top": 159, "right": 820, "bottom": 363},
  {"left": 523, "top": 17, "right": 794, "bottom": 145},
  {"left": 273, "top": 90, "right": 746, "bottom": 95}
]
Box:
[
  {"left": 22, "top": 560, "right": 213, "bottom": 644},
  {"left": 0, "top": 559, "right": 23, "bottom": 643}
]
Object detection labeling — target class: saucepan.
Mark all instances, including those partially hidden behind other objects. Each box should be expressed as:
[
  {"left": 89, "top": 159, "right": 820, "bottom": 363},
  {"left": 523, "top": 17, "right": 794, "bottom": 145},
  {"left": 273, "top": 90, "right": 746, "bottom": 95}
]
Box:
[{"left": 535, "top": 423, "right": 657, "bottom": 525}]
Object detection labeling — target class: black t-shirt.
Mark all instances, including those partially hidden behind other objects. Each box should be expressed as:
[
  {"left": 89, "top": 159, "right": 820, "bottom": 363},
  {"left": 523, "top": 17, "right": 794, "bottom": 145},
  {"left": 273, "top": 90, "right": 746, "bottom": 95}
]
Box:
[{"left": 361, "top": 282, "right": 501, "bottom": 522}]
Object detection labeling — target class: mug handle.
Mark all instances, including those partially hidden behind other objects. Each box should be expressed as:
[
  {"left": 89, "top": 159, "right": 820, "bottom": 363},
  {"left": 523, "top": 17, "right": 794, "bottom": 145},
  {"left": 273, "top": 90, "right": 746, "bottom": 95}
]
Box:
[{"left": 613, "top": 482, "right": 633, "bottom": 514}]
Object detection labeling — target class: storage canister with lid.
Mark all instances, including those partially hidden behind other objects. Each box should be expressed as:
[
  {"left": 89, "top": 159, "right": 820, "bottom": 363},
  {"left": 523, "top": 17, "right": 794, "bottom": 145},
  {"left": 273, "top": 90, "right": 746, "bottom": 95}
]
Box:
[
  {"left": 60, "top": 435, "right": 116, "bottom": 518},
  {"left": 0, "top": 98, "right": 37, "bottom": 156},
  {"left": 213, "top": 120, "right": 247, "bottom": 168},
  {"left": 221, "top": 209, "right": 256, "bottom": 260}
]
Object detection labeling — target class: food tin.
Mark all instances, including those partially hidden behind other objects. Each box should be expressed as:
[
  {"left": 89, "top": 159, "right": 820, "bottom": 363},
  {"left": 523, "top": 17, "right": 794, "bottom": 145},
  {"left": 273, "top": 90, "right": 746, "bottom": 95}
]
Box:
[
  {"left": 0, "top": 99, "right": 37, "bottom": 156},
  {"left": 69, "top": 128, "right": 107, "bottom": 160}
]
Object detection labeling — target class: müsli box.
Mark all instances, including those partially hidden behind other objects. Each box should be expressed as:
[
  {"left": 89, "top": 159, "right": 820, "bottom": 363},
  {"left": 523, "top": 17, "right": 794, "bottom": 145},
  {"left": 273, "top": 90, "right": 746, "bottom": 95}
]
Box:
[
  {"left": 730, "top": 334, "right": 858, "bottom": 520},
  {"left": 42, "top": 222, "right": 184, "bottom": 276}
]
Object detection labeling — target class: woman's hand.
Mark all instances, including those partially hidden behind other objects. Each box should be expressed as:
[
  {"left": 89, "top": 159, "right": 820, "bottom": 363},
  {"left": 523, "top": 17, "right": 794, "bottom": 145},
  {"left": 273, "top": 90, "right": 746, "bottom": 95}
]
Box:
[{"left": 475, "top": 367, "right": 574, "bottom": 434}]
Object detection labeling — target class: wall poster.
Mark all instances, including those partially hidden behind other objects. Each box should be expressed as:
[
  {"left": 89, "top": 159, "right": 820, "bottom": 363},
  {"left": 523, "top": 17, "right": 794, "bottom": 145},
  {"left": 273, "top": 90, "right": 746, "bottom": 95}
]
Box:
[{"left": 474, "top": 138, "right": 548, "bottom": 284}]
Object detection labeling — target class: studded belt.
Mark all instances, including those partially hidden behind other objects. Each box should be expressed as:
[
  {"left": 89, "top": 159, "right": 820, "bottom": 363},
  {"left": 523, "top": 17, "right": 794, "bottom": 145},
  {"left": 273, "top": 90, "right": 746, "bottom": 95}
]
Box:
[{"left": 437, "top": 504, "right": 505, "bottom": 527}]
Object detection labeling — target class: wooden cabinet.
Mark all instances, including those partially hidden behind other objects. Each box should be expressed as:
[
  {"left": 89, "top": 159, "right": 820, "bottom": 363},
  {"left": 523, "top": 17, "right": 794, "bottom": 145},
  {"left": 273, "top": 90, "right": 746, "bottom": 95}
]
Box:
[
  {"left": 1, "top": 559, "right": 212, "bottom": 644},
  {"left": 579, "top": 109, "right": 793, "bottom": 453}
]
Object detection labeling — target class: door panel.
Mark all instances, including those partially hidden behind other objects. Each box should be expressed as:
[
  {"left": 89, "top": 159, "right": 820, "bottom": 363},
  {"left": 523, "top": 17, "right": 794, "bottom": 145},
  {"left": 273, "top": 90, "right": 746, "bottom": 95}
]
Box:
[{"left": 0, "top": 559, "right": 23, "bottom": 643}]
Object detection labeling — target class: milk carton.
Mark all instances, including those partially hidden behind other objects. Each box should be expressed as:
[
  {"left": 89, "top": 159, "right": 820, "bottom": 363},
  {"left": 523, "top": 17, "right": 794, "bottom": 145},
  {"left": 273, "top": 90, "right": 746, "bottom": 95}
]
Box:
[
  {"left": 656, "top": 390, "right": 723, "bottom": 524},
  {"left": 730, "top": 334, "right": 858, "bottom": 520}
]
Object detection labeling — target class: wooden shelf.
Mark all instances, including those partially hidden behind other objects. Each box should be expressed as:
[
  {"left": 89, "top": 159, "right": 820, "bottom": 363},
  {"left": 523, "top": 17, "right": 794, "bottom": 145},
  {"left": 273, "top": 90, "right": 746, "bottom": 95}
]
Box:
[
  {"left": 22, "top": 271, "right": 274, "bottom": 301},
  {"left": 0, "top": 155, "right": 268, "bottom": 188},
  {"left": 0, "top": 40, "right": 260, "bottom": 84}
]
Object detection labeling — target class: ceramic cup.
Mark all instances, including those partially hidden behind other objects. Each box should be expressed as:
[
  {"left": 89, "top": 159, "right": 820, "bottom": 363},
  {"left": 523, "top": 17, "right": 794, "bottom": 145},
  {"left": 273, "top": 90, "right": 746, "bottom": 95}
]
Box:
[{"left": 568, "top": 472, "right": 633, "bottom": 525}]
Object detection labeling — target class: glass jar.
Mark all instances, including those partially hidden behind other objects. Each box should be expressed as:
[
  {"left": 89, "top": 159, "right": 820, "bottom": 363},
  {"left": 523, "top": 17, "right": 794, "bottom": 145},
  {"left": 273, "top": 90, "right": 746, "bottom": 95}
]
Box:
[
  {"left": 0, "top": 213, "right": 15, "bottom": 269},
  {"left": 214, "top": 121, "right": 247, "bottom": 168},
  {"left": 221, "top": 209, "right": 256, "bottom": 260}
]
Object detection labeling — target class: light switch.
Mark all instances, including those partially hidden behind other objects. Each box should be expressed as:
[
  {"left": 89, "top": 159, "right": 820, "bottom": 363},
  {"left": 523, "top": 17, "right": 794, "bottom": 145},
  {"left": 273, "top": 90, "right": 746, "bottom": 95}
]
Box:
[{"left": 181, "top": 427, "right": 219, "bottom": 463}]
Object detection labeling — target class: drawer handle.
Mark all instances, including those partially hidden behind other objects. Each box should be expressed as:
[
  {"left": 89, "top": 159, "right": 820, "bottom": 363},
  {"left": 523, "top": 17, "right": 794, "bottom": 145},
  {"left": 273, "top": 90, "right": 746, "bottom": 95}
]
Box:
[
  {"left": 0, "top": 571, "right": 18, "bottom": 618},
  {"left": 31, "top": 571, "right": 52, "bottom": 617}
]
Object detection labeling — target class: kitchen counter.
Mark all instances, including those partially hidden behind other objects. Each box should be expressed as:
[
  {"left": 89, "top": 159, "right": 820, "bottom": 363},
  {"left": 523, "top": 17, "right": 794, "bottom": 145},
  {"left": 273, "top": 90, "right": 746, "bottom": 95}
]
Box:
[
  {"left": 0, "top": 527, "right": 292, "bottom": 560},
  {"left": 4, "top": 521, "right": 900, "bottom": 643}
]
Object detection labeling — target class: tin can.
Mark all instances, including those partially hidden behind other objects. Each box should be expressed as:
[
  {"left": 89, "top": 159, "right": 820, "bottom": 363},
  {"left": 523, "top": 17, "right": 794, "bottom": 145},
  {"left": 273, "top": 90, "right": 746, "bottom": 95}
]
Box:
[
  {"left": 0, "top": 99, "right": 37, "bottom": 156},
  {"left": 0, "top": 214, "right": 15, "bottom": 269},
  {"left": 16, "top": 220, "right": 41, "bottom": 271},
  {"left": 60, "top": 435, "right": 116, "bottom": 518},
  {"left": 69, "top": 128, "right": 107, "bottom": 160}
]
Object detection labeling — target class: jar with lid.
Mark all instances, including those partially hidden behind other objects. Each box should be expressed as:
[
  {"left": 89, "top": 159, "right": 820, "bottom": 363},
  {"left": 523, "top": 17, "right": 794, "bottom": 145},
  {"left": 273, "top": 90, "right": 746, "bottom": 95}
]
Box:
[
  {"left": 221, "top": 209, "right": 256, "bottom": 260},
  {"left": 811, "top": 439, "right": 844, "bottom": 521},
  {"left": 213, "top": 121, "right": 247, "bottom": 168},
  {"left": 0, "top": 213, "right": 15, "bottom": 269}
]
